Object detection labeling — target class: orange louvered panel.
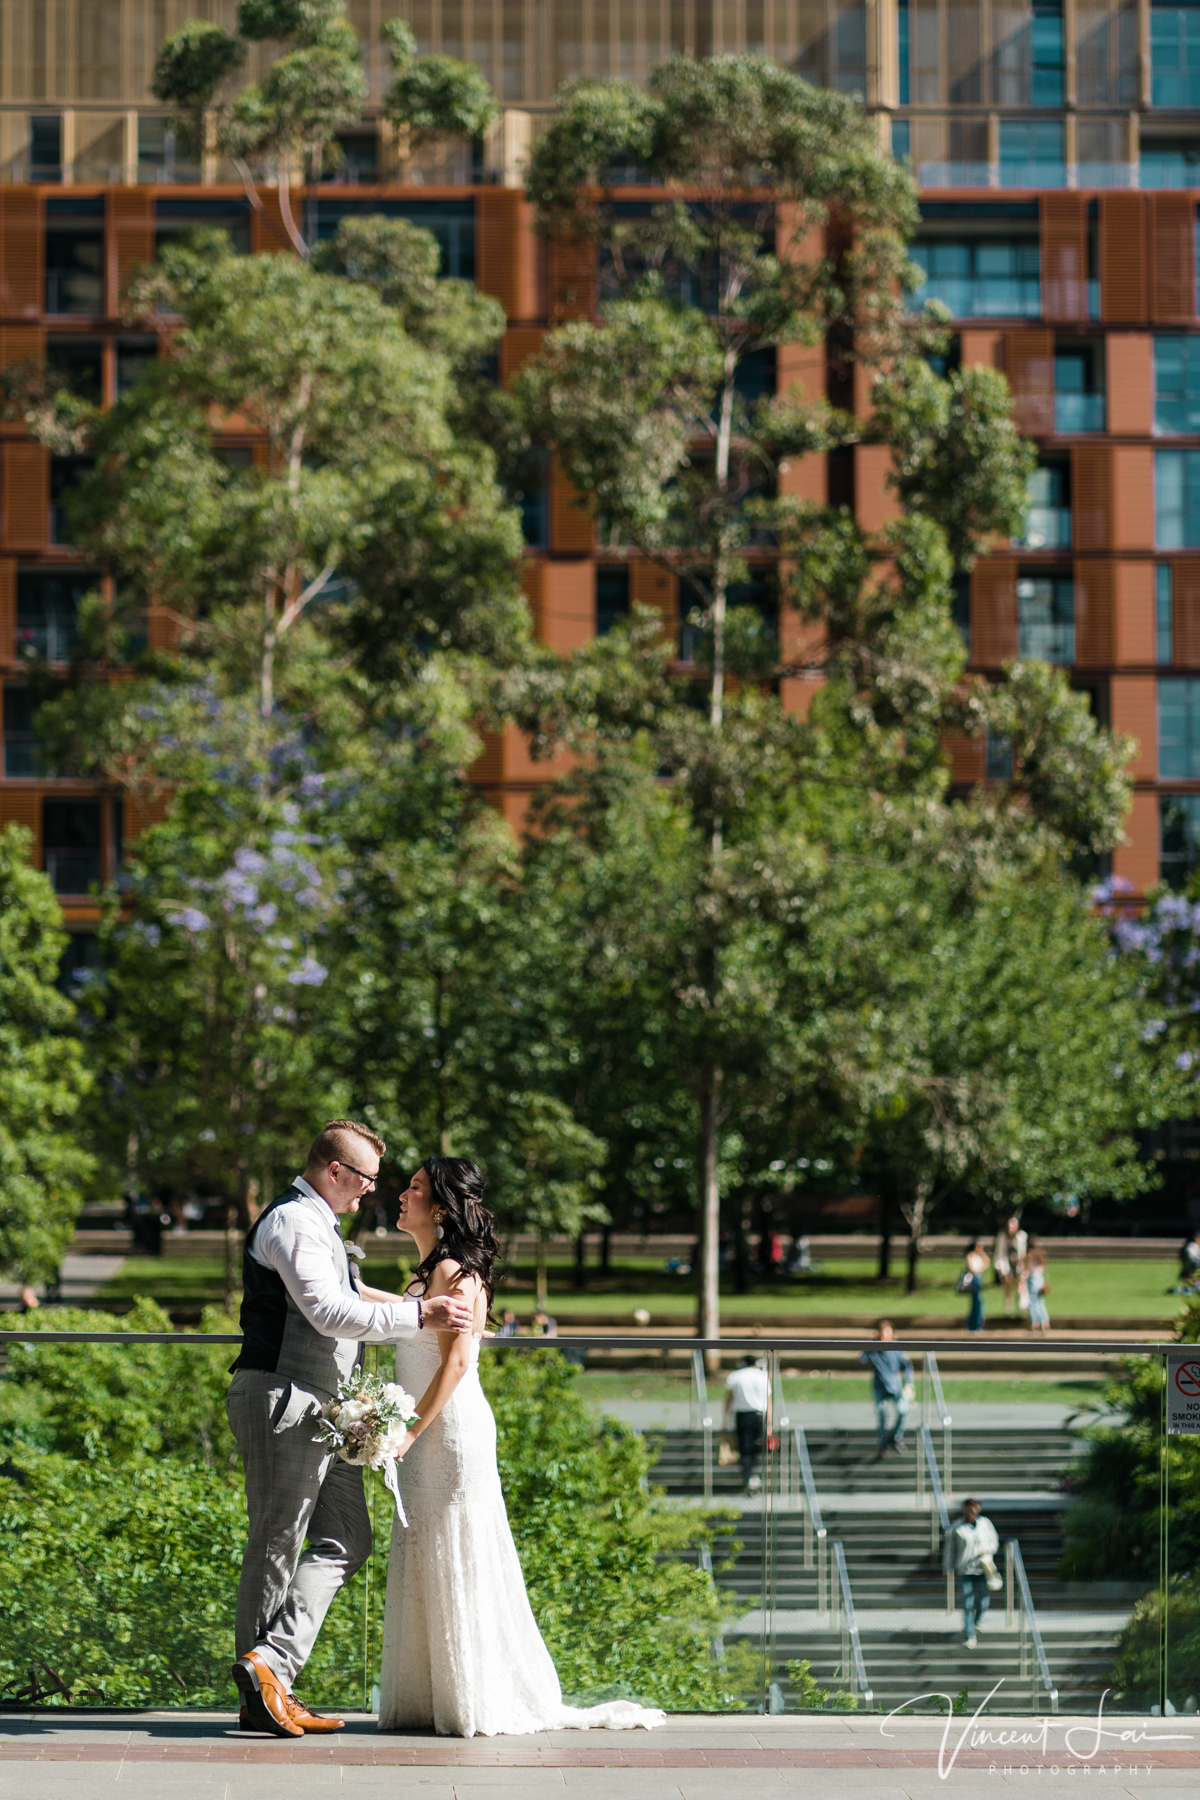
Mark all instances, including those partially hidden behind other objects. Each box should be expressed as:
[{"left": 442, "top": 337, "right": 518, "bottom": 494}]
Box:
[
  {"left": 1114, "top": 561, "right": 1155, "bottom": 663},
  {"left": 1042, "top": 195, "right": 1089, "bottom": 322},
  {"left": 468, "top": 730, "right": 504, "bottom": 785},
  {"left": 476, "top": 188, "right": 539, "bottom": 320},
  {"left": 944, "top": 733, "right": 985, "bottom": 783},
  {"left": 1112, "top": 446, "right": 1155, "bottom": 550},
  {"left": 631, "top": 557, "right": 676, "bottom": 621},
  {"left": 1174, "top": 561, "right": 1200, "bottom": 665},
  {"left": 537, "top": 559, "right": 594, "bottom": 654},
  {"left": 251, "top": 188, "right": 293, "bottom": 255},
  {"left": 1110, "top": 675, "right": 1157, "bottom": 779},
  {"left": 2, "top": 443, "right": 48, "bottom": 549},
  {"left": 855, "top": 445, "right": 900, "bottom": 532},
  {"left": 0, "top": 790, "right": 40, "bottom": 866},
  {"left": 970, "top": 558, "right": 1018, "bottom": 664},
  {"left": 1150, "top": 194, "right": 1197, "bottom": 324},
  {"left": 146, "top": 607, "right": 179, "bottom": 651},
  {"left": 0, "top": 191, "right": 43, "bottom": 319},
  {"left": 1072, "top": 446, "right": 1111, "bottom": 551},
  {"left": 1106, "top": 335, "right": 1153, "bottom": 435},
  {"left": 123, "top": 793, "right": 171, "bottom": 840},
  {"left": 1100, "top": 194, "right": 1147, "bottom": 324},
  {"left": 959, "top": 330, "right": 1004, "bottom": 369},
  {"left": 1005, "top": 331, "right": 1054, "bottom": 435},
  {"left": 107, "top": 189, "right": 154, "bottom": 315},
  {"left": 499, "top": 327, "right": 545, "bottom": 385},
  {"left": 778, "top": 453, "right": 826, "bottom": 503},
  {"left": 1075, "top": 560, "right": 1115, "bottom": 665},
  {"left": 548, "top": 234, "right": 596, "bottom": 323},
  {"left": 1112, "top": 790, "right": 1159, "bottom": 894},
  {"left": 549, "top": 460, "right": 593, "bottom": 553},
  {"left": 0, "top": 557, "right": 15, "bottom": 660},
  {"left": 0, "top": 326, "right": 42, "bottom": 367},
  {"left": 776, "top": 341, "right": 824, "bottom": 401}
]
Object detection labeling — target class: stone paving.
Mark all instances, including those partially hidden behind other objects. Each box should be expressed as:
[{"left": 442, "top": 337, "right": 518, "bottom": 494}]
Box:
[{"left": 2, "top": 1710, "right": 1199, "bottom": 1799}]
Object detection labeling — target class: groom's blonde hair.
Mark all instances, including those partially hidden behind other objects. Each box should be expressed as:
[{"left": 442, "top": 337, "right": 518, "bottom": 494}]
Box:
[{"left": 307, "top": 1119, "right": 386, "bottom": 1169}]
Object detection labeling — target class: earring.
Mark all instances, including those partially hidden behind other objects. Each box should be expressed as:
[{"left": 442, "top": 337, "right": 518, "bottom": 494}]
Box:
[{"left": 434, "top": 1215, "right": 445, "bottom": 1241}]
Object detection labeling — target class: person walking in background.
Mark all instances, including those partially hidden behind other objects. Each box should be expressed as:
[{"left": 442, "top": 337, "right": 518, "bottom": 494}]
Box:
[
  {"left": 1179, "top": 1228, "right": 1200, "bottom": 1288},
  {"left": 1026, "top": 1240, "right": 1051, "bottom": 1332},
  {"left": 958, "top": 1239, "right": 990, "bottom": 1334},
  {"left": 942, "top": 1497, "right": 1001, "bottom": 1648},
  {"left": 860, "top": 1321, "right": 914, "bottom": 1459},
  {"left": 498, "top": 1310, "right": 520, "bottom": 1337},
  {"left": 992, "top": 1215, "right": 1028, "bottom": 1317},
  {"left": 724, "top": 1354, "right": 770, "bottom": 1493}
]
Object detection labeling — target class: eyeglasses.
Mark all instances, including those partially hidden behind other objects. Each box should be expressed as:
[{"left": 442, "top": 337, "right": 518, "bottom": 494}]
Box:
[{"left": 335, "top": 1157, "right": 378, "bottom": 1191}]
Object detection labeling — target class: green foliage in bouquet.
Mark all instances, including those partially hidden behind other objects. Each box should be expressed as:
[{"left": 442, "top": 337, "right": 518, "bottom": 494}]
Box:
[{"left": 481, "top": 1347, "right": 737, "bottom": 1710}]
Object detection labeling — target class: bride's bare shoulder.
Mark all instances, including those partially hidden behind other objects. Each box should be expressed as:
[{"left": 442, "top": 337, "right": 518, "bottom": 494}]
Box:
[{"left": 425, "top": 1258, "right": 482, "bottom": 1297}]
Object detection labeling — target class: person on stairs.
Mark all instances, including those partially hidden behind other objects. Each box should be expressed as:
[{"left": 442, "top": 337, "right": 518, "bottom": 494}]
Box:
[
  {"left": 860, "top": 1320, "right": 914, "bottom": 1458},
  {"left": 942, "top": 1497, "right": 1001, "bottom": 1648}
]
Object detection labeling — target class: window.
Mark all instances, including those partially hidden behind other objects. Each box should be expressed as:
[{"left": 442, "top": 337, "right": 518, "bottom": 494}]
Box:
[
  {"left": 514, "top": 448, "right": 548, "bottom": 548},
  {"left": 1159, "top": 676, "right": 1200, "bottom": 774},
  {"left": 1141, "top": 136, "right": 1200, "bottom": 187},
  {"left": 1156, "top": 450, "right": 1200, "bottom": 546},
  {"left": 50, "top": 457, "right": 92, "bottom": 547},
  {"left": 1155, "top": 337, "right": 1200, "bottom": 435},
  {"left": 1161, "top": 792, "right": 1200, "bottom": 886},
  {"left": 910, "top": 239, "right": 1041, "bottom": 318},
  {"left": 137, "top": 116, "right": 197, "bottom": 185},
  {"left": 892, "top": 119, "right": 911, "bottom": 164},
  {"left": 2, "top": 686, "right": 42, "bottom": 777},
  {"left": 952, "top": 573, "right": 971, "bottom": 656},
  {"left": 16, "top": 568, "right": 96, "bottom": 661},
  {"left": 1055, "top": 343, "right": 1105, "bottom": 433},
  {"left": 155, "top": 198, "right": 251, "bottom": 258},
  {"left": 1000, "top": 120, "right": 1066, "bottom": 188},
  {"left": 1151, "top": 0, "right": 1200, "bottom": 107},
  {"left": 898, "top": 0, "right": 910, "bottom": 104},
  {"left": 1017, "top": 461, "right": 1072, "bottom": 548},
  {"left": 1159, "top": 564, "right": 1175, "bottom": 664},
  {"left": 596, "top": 566, "right": 630, "bottom": 636},
  {"left": 332, "top": 131, "right": 379, "bottom": 184},
  {"left": 116, "top": 336, "right": 158, "bottom": 395},
  {"left": 29, "top": 115, "right": 62, "bottom": 183},
  {"left": 42, "top": 799, "right": 102, "bottom": 896},
  {"left": 57, "top": 931, "right": 101, "bottom": 994},
  {"left": 315, "top": 200, "right": 476, "bottom": 280},
  {"left": 1032, "top": 0, "right": 1067, "bottom": 105},
  {"left": 44, "top": 199, "right": 104, "bottom": 315},
  {"left": 1017, "top": 574, "right": 1075, "bottom": 662},
  {"left": 986, "top": 727, "right": 1014, "bottom": 779},
  {"left": 45, "top": 336, "right": 104, "bottom": 405}
]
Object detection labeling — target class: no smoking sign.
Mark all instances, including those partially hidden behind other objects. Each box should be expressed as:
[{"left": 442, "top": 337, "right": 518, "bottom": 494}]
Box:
[{"left": 1167, "top": 1355, "right": 1200, "bottom": 1434}]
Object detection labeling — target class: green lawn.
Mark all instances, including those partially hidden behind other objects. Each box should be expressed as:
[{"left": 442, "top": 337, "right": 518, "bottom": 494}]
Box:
[{"left": 97, "top": 1248, "right": 1185, "bottom": 1324}]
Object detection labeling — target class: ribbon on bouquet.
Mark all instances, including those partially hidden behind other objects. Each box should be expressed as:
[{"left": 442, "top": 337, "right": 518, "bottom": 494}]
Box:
[{"left": 383, "top": 1455, "right": 409, "bottom": 1527}]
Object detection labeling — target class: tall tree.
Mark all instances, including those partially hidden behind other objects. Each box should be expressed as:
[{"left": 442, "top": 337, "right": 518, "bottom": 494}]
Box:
[{"left": 0, "top": 827, "right": 93, "bottom": 1290}]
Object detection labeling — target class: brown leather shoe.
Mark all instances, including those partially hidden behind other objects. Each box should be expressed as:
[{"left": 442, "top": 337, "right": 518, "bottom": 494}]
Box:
[
  {"left": 286, "top": 1695, "right": 346, "bottom": 1733},
  {"left": 232, "top": 1650, "right": 303, "bottom": 1739}
]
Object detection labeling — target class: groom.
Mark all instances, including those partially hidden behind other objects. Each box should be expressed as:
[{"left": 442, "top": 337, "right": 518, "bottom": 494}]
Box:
[{"left": 227, "top": 1119, "right": 473, "bottom": 1737}]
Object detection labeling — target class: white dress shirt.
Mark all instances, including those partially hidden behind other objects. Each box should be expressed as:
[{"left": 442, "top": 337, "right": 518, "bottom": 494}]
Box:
[{"left": 249, "top": 1175, "right": 421, "bottom": 1343}]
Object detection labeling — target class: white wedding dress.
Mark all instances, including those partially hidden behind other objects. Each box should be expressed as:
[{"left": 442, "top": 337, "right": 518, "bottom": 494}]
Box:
[{"left": 377, "top": 1331, "right": 666, "bottom": 1737}]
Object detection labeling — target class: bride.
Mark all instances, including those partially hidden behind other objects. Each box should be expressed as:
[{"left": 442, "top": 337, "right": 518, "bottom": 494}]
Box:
[{"left": 377, "top": 1156, "right": 665, "bottom": 1738}]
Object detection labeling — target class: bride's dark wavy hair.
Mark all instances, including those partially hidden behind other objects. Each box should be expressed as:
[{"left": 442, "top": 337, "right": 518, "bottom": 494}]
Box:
[{"left": 411, "top": 1157, "right": 499, "bottom": 1313}]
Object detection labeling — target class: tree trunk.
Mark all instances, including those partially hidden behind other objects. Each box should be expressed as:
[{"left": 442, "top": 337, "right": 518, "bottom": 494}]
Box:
[
  {"left": 733, "top": 1194, "right": 751, "bottom": 1295},
  {"left": 877, "top": 1186, "right": 892, "bottom": 1282},
  {"left": 536, "top": 1236, "right": 548, "bottom": 1311},
  {"left": 601, "top": 1223, "right": 611, "bottom": 1274},
  {"left": 573, "top": 1230, "right": 587, "bottom": 1291},
  {"left": 906, "top": 1230, "right": 920, "bottom": 1294},
  {"left": 700, "top": 1066, "right": 723, "bottom": 1369},
  {"left": 223, "top": 1200, "right": 241, "bottom": 1314}
]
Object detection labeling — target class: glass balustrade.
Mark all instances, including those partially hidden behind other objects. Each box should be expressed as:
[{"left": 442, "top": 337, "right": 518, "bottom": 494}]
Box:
[{"left": 0, "top": 1322, "right": 1193, "bottom": 1720}]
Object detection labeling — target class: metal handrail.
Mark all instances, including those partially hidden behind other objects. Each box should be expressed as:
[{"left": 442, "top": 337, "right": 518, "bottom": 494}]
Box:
[
  {"left": 920, "top": 1425, "right": 950, "bottom": 1533},
  {"left": 0, "top": 1328, "right": 1177, "bottom": 1352},
  {"left": 925, "top": 1351, "right": 952, "bottom": 1426},
  {"left": 794, "top": 1425, "right": 828, "bottom": 1613},
  {"left": 691, "top": 1348, "right": 714, "bottom": 1501},
  {"left": 1009, "top": 1538, "right": 1059, "bottom": 1715},
  {"left": 832, "top": 1538, "right": 873, "bottom": 1707}
]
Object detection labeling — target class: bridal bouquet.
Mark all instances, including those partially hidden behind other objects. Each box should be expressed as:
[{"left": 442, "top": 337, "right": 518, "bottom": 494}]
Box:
[{"left": 318, "top": 1369, "right": 419, "bottom": 1525}]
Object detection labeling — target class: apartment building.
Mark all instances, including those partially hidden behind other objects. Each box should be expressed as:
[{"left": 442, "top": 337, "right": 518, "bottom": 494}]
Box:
[{"left": 1, "top": 0, "right": 1199, "bottom": 933}]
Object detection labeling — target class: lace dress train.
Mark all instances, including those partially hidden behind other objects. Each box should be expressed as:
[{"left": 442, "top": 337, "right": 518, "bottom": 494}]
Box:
[{"left": 377, "top": 1332, "right": 665, "bottom": 1738}]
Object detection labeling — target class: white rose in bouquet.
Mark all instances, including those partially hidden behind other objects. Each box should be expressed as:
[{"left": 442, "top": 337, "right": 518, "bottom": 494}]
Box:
[{"left": 316, "top": 1369, "right": 419, "bottom": 1524}]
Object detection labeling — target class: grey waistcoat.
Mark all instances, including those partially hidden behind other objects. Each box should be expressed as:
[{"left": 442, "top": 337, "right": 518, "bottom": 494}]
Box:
[{"left": 232, "top": 1187, "right": 363, "bottom": 1399}]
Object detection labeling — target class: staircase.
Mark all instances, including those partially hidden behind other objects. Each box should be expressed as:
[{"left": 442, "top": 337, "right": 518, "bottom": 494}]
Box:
[{"left": 648, "top": 1423, "right": 1140, "bottom": 1713}]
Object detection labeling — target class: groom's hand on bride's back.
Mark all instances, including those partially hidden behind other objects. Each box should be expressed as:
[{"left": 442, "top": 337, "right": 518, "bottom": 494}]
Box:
[{"left": 420, "top": 1293, "right": 475, "bottom": 1333}]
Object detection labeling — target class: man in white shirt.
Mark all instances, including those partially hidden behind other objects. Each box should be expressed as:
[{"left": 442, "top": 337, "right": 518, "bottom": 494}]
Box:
[
  {"left": 942, "top": 1497, "right": 1001, "bottom": 1647},
  {"left": 724, "top": 1355, "right": 771, "bottom": 1493},
  {"left": 227, "top": 1119, "right": 473, "bottom": 1738}
]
